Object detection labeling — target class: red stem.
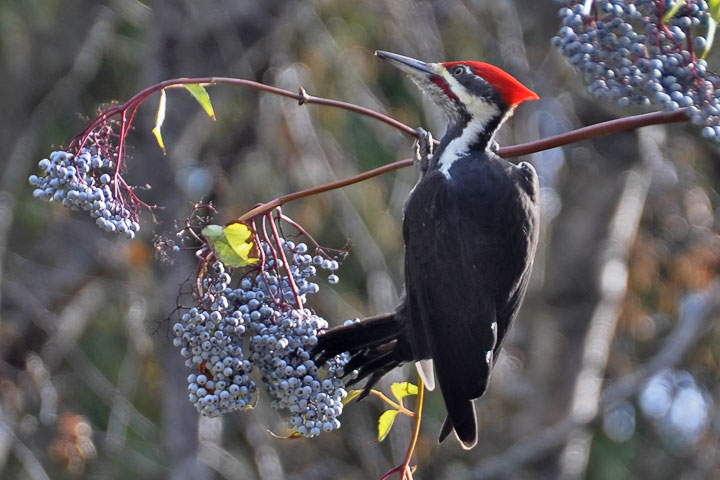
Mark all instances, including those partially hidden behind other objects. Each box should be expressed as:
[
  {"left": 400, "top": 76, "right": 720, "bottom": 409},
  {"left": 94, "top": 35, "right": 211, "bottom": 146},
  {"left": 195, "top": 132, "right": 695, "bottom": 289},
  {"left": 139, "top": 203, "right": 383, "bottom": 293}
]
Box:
[
  {"left": 278, "top": 210, "right": 343, "bottom": 261},
  {"left": 69, "top": 75, "right": 690, "bottom": 225},
  {"left": 250, "top": 221, "right": 283, "bottom": 307},
  {"left": 261, "top": 216, "right": 281, "bottom": 278},
  {"left": 114, "top": 110, "right": 127, "bottom": 200},
  {"left": 92, "top": 77, "right": 416, "bottom": 140},
  {"left": 236, "top": 108, "right": 689, "bottom": 223},
  {"left": 500, "top": 108, "right": 688, "bottom": 157},
  {"left": 267, "top": 211, "right": 304, "bottom": 310}
]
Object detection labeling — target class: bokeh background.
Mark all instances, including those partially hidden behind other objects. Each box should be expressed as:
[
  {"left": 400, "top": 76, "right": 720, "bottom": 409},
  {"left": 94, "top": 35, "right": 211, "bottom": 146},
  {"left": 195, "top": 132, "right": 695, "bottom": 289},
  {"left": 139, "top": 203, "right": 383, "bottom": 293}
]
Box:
[{"left": 2, "top": 1, "right": 720, "bottom": 479}]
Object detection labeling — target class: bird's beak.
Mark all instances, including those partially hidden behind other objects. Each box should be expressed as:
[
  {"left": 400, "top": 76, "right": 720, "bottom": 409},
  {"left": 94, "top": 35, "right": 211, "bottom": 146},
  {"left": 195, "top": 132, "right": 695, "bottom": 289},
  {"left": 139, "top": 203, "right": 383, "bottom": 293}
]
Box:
[{"left": 375, "top": 50, "right": 437, "bottom": 77}]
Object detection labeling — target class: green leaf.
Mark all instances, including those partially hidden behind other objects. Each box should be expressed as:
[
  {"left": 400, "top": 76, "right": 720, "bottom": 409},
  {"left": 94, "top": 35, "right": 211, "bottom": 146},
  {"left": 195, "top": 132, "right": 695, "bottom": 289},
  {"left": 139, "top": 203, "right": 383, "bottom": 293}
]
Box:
[
  {"left": 391, "top": 382, "right": 418, "bottom": 403},
  {"left": 662, "top": 1, "right": 685, "bottom": 23},
  {"left": 183, "top": 83, "right": 216, "bottom": 120},
  {"left": 201, "top": 223, "right": 258, "bottom": 267},
  {"left": 201, "top": 224, "right": 224, "bottom": 239},
  {"left": 151, "top": 89, "right": 167, "bottom": 153},
  {"left": 703, "top": 17, "right": 717, "bottom": 59},
  {"left": 377, "top": 410, "right": 399, "bottom": 442},
  {"left": 342, "top": 389, "right": 363, "bottom": 405}
]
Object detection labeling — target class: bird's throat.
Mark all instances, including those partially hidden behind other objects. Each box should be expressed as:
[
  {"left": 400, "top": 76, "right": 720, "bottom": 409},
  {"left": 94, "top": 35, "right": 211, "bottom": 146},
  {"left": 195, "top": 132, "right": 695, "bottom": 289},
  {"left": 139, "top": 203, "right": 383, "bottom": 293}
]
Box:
[{"left": 434, "top": 111, "right": 504, "bottom": 178}]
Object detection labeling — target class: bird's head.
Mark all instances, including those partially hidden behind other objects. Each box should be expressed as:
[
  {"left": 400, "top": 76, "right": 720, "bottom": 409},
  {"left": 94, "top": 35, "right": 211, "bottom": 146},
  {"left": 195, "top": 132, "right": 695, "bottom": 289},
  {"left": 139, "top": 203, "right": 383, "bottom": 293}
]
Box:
[{"left": 375, "top": 50, "right": 538, "bottom": 125}]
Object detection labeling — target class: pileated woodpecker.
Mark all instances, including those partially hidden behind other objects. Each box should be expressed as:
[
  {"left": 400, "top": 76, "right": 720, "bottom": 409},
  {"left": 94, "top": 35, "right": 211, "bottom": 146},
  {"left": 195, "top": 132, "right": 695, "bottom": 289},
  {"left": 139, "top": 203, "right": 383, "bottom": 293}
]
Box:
[{"left": 314, "top": 51, "right": 540, "bottom": 449}]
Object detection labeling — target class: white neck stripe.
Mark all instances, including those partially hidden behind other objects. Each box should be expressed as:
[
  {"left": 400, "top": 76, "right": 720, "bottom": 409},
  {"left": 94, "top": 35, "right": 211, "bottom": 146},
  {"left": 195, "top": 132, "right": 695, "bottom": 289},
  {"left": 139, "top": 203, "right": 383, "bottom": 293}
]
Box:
[{"left": 435, "top": 73, "right": 501, "bottom": 178}]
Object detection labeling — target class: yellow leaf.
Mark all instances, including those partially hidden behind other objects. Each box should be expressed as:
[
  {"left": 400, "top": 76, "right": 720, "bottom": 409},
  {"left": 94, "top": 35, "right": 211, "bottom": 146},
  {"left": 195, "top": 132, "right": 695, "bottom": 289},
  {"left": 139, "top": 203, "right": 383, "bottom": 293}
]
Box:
[
  {"left": 661, "top": 1, "right": 684, "bottom": 23},
  {"left": 223, "top": 223, "right": 258, "bottom": 264},
  {"left": 703, "top": 17, "right": 717, "bottom": 59},
  {"left": 267, "top": 429, "right": 303, "bottom": 440},
  {"left": 711, "top": 0, "right": 720, "bottom": 20},
  {"left": 183, "top": 83, "right": 216, "bottom": 120},
  {"left": 201, "top": 223, "right": 258, "bottom": 267},
  {"left": 152, "top": 89, "right": 167, "bottom": 153},
  {"left": 391, "top": 382, "right": 418, "bottom": 403},
  {"left": 377, "top": 410, "right": 399, "bottom": 442},
  {"left": 342, "top": 389, "right": 363, "bottom": 405}
]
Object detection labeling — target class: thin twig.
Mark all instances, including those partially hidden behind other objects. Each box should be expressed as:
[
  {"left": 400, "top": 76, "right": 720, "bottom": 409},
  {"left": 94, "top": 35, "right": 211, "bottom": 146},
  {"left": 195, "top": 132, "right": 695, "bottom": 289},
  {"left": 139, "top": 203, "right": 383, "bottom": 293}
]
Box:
[
  {"left": 369, "top": 390, "right": 414, "bottom": 417},
  {"left": 401, "top": 376, "right": 424, "bottom": 479},
  {"left": 268, "top": 210, "right": 304, "bottom": 310},
  {"left": 380, "top": 376, "right": 425, "bottom": 480}
]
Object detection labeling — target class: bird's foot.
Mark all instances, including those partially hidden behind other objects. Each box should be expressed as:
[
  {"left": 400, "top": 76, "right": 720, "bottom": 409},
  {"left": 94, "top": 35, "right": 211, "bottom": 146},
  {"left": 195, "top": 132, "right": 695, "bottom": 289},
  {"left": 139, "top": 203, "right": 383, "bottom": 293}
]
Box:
[
  {"left": 412, "top": 127, "right": 434, "bottom": 174},
  {"left": 489, "top": 139, "right": 500, "bottom": 155}
]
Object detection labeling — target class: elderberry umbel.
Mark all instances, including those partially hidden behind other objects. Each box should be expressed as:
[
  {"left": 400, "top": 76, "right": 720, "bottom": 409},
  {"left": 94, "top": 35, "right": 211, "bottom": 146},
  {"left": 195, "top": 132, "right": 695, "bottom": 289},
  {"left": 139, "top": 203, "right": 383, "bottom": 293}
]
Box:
[
  {"left": 173, "top": 232, "right": 353, "bottom": 437},
  {"left": 29, "top": 147, "right": 140, "bottom": 238},
  {"left": 554, "top": 0, "right": 720, "bottom": 141},
  {"left": 29, "top": 114, "right": 151, "bottom": 236}
]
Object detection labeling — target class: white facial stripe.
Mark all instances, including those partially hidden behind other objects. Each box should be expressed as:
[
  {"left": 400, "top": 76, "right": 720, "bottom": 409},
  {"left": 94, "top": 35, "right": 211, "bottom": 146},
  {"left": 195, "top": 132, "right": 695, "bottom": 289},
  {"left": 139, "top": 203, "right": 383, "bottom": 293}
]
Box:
[
  {"left": 444, "top": 71, "right": 501, "bottom": 122},
  {"left": 435, "top": 69, "right": 502, "bottom": 178}
]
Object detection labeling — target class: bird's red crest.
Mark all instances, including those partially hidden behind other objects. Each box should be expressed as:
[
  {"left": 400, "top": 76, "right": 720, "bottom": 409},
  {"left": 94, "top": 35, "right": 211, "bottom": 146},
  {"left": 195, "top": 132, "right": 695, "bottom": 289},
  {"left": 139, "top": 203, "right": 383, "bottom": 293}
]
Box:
[{"left": 443, "top": 61, "right": 539, "bottom": 107}]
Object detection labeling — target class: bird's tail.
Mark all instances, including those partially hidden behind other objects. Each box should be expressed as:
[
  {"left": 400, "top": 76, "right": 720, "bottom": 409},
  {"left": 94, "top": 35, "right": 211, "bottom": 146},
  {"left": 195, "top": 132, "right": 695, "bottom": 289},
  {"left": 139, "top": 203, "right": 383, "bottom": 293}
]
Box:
[
  {"left": 314, "top": 306, "right": 413, "bottom": 399},
  {"left": 438, "top": 397, "right": 477, "bottom": 449}
]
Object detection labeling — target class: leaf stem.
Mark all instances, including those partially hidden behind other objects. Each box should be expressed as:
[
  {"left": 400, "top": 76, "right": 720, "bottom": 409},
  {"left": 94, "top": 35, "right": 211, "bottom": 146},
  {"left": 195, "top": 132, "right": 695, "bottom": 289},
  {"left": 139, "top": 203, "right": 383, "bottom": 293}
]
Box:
[
  {"left": 379, "top": 375, "right": 425, "bottom": 480},
  {"left": 400, "top": 375, "right": 424, "bottom": 480},
  {"left": 369, "top": 389, "right": 414, "bottom": 417}
]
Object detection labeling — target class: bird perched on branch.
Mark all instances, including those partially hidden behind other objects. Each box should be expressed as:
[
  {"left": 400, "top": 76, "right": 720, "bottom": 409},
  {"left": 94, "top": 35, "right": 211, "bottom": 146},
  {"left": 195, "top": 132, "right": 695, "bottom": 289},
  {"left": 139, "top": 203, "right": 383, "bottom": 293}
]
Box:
[{"left": 314, "top": 50, "right": 540, "bottom": 449}]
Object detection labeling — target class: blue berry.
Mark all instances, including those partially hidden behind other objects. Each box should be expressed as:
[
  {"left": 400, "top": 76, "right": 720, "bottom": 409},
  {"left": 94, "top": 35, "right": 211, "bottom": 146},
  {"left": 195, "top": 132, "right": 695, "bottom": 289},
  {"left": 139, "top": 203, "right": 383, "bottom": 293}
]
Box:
[
  {"left": 555, "top": 0, "right": 720, "bottom": 142},
  {"left": 29, "top": 146, "right": 141, "bottom": 237},
  {"left": 173, "top": 241, "right": 349, "bottom": 434}
]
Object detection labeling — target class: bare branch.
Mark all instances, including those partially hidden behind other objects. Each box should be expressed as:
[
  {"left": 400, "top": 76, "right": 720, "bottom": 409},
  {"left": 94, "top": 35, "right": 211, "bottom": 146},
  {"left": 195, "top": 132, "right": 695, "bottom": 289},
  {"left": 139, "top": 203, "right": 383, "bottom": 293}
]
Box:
[
  {"left": 0, "top": 416, "right": 50, "bottom": 480},
  {"left": 558, "top": 166, "right": 651, "bottom": 478}
]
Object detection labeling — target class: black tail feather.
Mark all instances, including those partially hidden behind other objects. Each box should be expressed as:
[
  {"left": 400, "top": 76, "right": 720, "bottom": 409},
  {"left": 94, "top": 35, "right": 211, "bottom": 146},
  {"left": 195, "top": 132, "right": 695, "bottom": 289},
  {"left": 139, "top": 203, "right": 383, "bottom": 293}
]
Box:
[
  {"left": 343, "top": 340, "right": 396, "bottom": 375},
  {"left": 438, "top": 397, "right": 477, "bottom": 450},
  {"left": 438, "top": 416, "right": 454, "bottom": 443},
  {"left": 312, "top": 309, "right": 413, "bottom": 398},
  {"left": 314, "top": 313, "right": 402, "bottom": 362}
]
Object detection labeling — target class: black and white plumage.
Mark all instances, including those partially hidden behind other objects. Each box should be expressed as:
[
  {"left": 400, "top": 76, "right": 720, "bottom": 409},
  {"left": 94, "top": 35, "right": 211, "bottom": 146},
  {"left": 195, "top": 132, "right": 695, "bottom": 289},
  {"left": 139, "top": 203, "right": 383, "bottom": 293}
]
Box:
[{"left": 314, "top": 50, "right": 540, "bottom": 449}]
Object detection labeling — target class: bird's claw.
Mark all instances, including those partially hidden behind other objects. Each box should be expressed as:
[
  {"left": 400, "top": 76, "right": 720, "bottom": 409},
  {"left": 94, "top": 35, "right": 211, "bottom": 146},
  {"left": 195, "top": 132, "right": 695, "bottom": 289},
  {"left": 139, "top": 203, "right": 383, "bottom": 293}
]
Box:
[
  {"left": 489, "top": 139, "right": 500, "bottom": 155},
  {"left": 413, "top": 127, "right": 434, "bottom": 174}
]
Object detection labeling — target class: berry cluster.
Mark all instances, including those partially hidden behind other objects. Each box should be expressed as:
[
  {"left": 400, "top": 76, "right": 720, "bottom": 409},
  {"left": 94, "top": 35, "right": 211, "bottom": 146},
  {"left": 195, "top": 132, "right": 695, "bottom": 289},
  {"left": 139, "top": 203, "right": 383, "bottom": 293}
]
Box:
[
  {"left": 29, "top": 148, "right": 140, "bottom": 238},
  {"left": 173, "top": 239, "right": 352, "bottom": 437},
  {"left": 173, "top": 261, "right": 257, "bottom": 416},
  {"left": 554, "top": 0, "right": 720, "bottom": 140}
]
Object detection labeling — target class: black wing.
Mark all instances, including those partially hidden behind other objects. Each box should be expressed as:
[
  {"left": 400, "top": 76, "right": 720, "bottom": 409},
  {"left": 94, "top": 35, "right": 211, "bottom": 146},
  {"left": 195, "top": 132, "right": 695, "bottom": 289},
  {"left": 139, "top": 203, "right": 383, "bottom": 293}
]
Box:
[
  {"left": 403, "top": 170, "right": 498, "bottom": 449},
  {"left": 402, "top": 158, "right": 539, "bottom": 448}
]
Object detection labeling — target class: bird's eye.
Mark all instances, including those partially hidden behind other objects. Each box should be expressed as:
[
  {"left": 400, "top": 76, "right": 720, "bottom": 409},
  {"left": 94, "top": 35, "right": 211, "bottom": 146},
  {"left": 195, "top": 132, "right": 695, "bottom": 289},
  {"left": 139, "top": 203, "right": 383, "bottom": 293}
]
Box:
[{"left": 453, "top": 66, "right": 466, "bottom": 76}]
